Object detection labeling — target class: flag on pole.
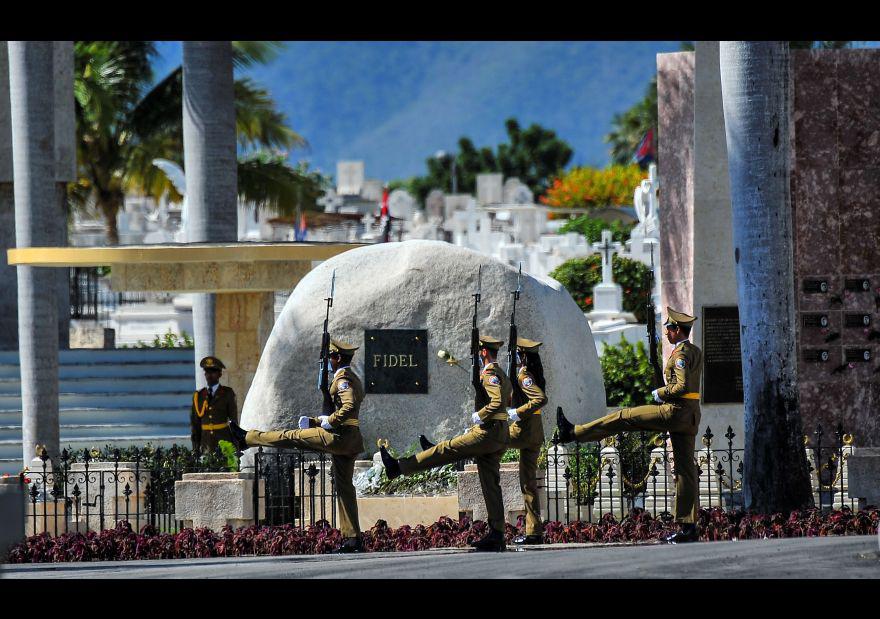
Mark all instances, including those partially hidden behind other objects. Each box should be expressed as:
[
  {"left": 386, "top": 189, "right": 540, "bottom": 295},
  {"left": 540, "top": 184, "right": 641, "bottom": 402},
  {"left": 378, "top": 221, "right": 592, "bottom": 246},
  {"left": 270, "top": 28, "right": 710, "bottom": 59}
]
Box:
[
  {"left": 380, "top": 186, "right": 391, "bottom": 243},
  {"left": 633, "top": 127, "right": 656, "bottom": 166},
  {"left": 294, "top": 209, "right": 307, "bottom": 241}
]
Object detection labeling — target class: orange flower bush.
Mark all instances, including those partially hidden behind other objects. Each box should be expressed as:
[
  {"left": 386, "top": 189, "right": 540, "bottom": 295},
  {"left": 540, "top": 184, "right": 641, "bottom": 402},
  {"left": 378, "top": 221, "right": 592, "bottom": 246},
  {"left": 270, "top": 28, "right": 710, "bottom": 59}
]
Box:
[{"left": 541, "top": 164, "right": 645, "bottom": 210}]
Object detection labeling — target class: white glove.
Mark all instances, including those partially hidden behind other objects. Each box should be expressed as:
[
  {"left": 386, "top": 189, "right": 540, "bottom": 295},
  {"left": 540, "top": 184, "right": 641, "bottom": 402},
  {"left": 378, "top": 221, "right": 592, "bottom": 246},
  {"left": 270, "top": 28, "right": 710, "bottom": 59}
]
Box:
[
  {"left": 652, "top": 389, "right": 662, "bottom": 403},
  {"left": 507, "top": 408, "right": 521, "bottom": 423},
  {"left": 471, "top": 412, "right": 482, "bottom": 425},
  {"left": 298, "top": 416, "right": 310, "bottom": 430},
  {"left": 318, "top": 415, "right": 333, "bottom": 430}
]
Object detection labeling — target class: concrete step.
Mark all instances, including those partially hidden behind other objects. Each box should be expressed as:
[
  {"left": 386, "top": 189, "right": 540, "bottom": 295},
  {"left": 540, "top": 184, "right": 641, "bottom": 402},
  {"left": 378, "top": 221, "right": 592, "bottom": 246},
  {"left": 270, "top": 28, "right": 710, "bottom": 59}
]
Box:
[
  {"left": 0, "top": 362, "right": 193, "bottom": 380},
  {"left": 0, "top": 348, "right": 195, "bottom": 365},
  {"left": 0, "top": 377, "right": 194, "bottom": 395},
  {"left": 0, "top": 408, "right": 188, "bottom": 427},
  {"left": 0, "top": 423, "right": 189, "bottom": 442},
  {"left": 0, "top": 391, "right": 193, "bottom": 411}
]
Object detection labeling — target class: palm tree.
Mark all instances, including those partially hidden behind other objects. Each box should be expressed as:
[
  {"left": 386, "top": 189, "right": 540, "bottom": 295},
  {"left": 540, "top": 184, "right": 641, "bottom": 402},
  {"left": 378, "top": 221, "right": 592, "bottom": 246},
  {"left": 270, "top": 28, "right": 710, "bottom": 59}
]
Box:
[
  {"left": 8, "top": 41, "right": 61, "bottom": 464},
  {"left": 71, "top": 41, "right": 319, "bottom": 244},
  {"left": 605, "top": 75, "right": 657, "bottom": 167},
  {"left": 719, "top": 41, "right": 813, "bottom": 513}
]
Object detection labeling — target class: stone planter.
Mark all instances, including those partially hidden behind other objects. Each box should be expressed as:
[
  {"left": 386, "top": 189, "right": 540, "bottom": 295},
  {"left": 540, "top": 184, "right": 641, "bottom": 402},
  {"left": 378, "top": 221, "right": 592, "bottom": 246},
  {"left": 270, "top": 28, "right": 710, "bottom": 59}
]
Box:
[
  {"left": 1, "top": 476, "right": 25, "bottom": 556},
  {"left": 356, "top": 494, "right": 460, "bottom": 530},
  {"left": 175, "top": 472, "right": 265, "bottom": 530},
  {"left": 457, "top": 462, "right": 546, "bottom": 524},
  {"left": 847, "top": 447, "right": 880, "bottom": 509}
]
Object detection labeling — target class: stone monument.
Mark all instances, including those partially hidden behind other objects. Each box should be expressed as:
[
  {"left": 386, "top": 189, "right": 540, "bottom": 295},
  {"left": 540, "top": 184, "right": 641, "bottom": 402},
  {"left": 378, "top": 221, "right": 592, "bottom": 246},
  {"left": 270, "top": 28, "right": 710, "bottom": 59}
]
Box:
[
  {"left": 240, "top": 240, "right": 608, "bottom": 454},
  {"left": 476, "top": 173, "right": 503, "bottom": 205}
]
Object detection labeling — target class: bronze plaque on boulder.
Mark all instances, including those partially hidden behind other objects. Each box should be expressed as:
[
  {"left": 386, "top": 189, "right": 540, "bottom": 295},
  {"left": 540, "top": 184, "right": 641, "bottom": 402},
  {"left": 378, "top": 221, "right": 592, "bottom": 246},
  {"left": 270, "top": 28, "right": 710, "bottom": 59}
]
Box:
[
  {"left": 364, "top": 329, "right": 428, "bottom": 394},
  {"left": 702, "top": 306, "right": 744, "bottom": 404}
]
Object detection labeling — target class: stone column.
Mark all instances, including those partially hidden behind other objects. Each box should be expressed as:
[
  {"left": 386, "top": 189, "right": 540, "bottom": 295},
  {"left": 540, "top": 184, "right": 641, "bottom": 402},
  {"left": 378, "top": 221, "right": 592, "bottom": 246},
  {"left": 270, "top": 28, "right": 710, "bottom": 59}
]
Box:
[
  {"left": 9, "top": 41, "right": 61, "bottom": 463},
  {"left": 182, "top": 42, "right": 238, "bottom": 388},
  {"left": 0, "top": 43, "right": 16, "bottom": 350}
]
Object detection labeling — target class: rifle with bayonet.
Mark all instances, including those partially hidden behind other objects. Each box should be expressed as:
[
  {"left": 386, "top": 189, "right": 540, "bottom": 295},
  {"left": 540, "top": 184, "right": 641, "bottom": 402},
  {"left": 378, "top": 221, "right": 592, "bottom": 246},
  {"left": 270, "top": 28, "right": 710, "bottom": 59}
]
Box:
[
  {"left": 646, "top": 246, "right": 663, "bottom": 389},
  {"left": 471, "top": 266, "right": 489, "bottom": 411},
  {"left": 506, "top": 263, "right": 525, "bottom": 407},
  {"left": 319, "top": 269, "right": 336, "bottom": 415}
]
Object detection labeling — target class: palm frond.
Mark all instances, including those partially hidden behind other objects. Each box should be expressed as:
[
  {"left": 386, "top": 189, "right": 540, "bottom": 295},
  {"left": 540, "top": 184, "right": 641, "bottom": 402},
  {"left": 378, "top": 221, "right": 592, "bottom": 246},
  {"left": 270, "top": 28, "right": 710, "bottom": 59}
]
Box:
[
  {"left": 234, "top": 78, "right": 306, "bottom": 151},
  {"left": 236, "top": 153, "right": 326, "bottom": 217},
  {"left": 231, "top": 41, "right": 285, "bottom": 69}
]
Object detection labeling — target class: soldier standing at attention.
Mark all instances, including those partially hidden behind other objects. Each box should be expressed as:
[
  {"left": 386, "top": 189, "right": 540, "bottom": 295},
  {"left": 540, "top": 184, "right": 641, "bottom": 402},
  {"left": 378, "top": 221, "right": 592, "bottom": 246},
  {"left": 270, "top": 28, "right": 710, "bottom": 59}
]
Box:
[
  {"left": 507, "top": 337, "right": 548, "bottom": 545},
  {"left": 190, "top": 356, "right": 238, "bottom": 455},
  {"left": 557, "top": 308, "right": 704, "bottom": 544},
  {"left": 380, "top": 335, "right": 512, "bottom": 552},
  {"left": 227, "top": 340, "right": 366, "bottom": 553}
]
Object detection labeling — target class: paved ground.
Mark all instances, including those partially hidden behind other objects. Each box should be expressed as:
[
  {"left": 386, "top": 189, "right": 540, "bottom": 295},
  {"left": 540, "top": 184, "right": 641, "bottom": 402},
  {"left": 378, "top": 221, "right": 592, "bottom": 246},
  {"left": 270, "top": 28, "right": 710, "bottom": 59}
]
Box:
[{"left": 3, "top": 535, "right": 879, "bottom": 579}]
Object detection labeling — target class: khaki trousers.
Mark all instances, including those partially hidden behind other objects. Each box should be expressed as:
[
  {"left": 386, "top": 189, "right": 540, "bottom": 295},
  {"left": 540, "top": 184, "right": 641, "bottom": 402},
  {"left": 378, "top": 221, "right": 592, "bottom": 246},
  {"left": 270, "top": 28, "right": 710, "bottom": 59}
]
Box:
[
  {"left": 246, "top": 426, "right": 364, "bottom": 538},
  {"left": 573, "top": 403, "right": 700, "bottom": 524},
  {"left": 399, "top": 420, "right": 510, "bottom": 533},
  {"left": 508, "top": 417, "right": 545, "bottom": 535}
]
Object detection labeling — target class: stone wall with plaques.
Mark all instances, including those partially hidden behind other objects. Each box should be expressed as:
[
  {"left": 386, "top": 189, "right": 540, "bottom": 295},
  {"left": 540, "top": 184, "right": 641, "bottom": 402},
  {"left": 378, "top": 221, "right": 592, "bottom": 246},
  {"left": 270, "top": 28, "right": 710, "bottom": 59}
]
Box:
[{"left": 791, "top": 50, "right": 880, "bottom": 445}]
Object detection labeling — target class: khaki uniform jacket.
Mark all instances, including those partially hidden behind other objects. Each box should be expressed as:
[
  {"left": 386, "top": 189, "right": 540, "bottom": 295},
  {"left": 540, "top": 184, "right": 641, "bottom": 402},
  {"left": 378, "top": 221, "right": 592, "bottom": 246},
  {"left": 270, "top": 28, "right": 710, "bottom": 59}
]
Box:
[
  {"left": 475, "top": 362, "right": 512, "bottom": 423},
  {"left": 190, "top": 385, "right": 238, "bottom": 447},
  {"left": 655, "top": 340, "right": 703, "bottom": 405},
  {"left": 510, "top": 367, "right": 547, "bottom": 446},
  {"left": 313, "top": 367, "right": 364, "bottom": 429}
]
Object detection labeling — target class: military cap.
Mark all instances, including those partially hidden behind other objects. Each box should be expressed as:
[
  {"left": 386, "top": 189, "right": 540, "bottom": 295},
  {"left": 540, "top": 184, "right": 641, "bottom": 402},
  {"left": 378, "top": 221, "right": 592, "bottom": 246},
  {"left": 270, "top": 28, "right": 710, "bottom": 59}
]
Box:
[
  {"left": 329, "top": 339, "right": 359, "bottom": 354},
  {"left": 664, "top": 307, "right": 697, "bottom": 328},
  {"left": 200, "top": 356, "right": 226, "bottom": 370},
  {"left": 478, "top": 335, "right": 504, "bottom": 351},
  {"left": 516, "top": 337, "right": 542, "bottom": 352}
]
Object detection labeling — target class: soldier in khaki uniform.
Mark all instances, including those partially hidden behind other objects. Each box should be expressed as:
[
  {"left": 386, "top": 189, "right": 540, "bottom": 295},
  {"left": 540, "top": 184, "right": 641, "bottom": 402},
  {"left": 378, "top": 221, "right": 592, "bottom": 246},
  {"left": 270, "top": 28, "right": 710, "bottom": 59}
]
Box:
[
  {"left": 228, "top": 340, "right": 366, "bottom": 553},
  {"left": 507, "top": 337, "right": 548, "bottom": 545},
  {"left": 381, "top": 335, "right": 512, "bottom": 552},
  {"left": 557, "top": 308, "right": 704, "bottom": 544},
  {"left": 190, "top": 356, "right": 238, "bottom": 455}
]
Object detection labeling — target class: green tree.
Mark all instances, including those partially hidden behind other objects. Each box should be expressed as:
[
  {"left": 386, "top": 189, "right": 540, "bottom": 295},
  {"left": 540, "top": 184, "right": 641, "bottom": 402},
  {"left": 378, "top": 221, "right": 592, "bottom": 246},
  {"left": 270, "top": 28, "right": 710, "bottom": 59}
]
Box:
[
  {"left": 557, "top": 215, "right": 633, "bottom": 245},
  {"left": 71, "top": 41, "right": 320, "bottom": 244},
  {"left": 600, "top": 336, "right": 653, "bottom": 407},
  {"left": 403, "top": 118, "right": 573, "bottom": 204}
]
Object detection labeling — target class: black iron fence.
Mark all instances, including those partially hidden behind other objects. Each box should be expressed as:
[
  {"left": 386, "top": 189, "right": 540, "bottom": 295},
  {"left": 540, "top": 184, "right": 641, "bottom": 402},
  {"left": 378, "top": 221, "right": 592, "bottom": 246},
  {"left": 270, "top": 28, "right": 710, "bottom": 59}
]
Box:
[
  {"left": 69, "top": 267, "right": 148, "bottom": 322},
  {"left": 22, "top": 446, "right": 338, "bottom": 537},
  {"left": 541, "top": 422, "right": 856, "bottom": 523}
]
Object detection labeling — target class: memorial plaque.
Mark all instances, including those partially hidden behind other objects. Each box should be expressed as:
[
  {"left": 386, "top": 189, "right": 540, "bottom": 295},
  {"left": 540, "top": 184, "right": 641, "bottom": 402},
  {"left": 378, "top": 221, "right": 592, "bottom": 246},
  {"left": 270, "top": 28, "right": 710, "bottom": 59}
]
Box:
[
  {"left": 702, "top": 306, "right": 744, "bottom": 404},
  {"left": 364, "top": 329, "right": 428, "bottom": 394},
  {"left": 845, "top": 348, "right": 871, "bottom": 363},
  {"left": 844, "top": 314, "right": 871, "bottom": 328},
  {"left": 803, "top": 349, "right": 831, "bottom": 363},
  {"left": 803, "top": 279, "right": 829, "bottom": 294},
  {"left": 844, "top": 278, "right": 870, "bottom": 293},
  {"left": 802, "top": 313, "right": 829, "bottom": 329}
]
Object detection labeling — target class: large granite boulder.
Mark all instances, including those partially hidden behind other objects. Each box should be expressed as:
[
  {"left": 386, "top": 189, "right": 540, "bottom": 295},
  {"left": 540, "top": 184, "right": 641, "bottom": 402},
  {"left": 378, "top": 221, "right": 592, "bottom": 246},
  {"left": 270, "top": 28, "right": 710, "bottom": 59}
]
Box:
[{"left": 241, "top": 240, "right": 606, "bottom": 456}]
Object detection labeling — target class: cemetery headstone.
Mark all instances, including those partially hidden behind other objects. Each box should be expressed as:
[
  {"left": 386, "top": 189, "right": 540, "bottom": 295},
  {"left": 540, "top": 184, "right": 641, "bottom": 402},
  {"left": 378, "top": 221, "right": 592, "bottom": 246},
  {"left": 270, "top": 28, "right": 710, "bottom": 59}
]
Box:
[
  {"left": 337, "top": 161, "right": 365, "bottom": 196},
  {"left": 476, "top": 173, "right": 503, "bottom": 205}
]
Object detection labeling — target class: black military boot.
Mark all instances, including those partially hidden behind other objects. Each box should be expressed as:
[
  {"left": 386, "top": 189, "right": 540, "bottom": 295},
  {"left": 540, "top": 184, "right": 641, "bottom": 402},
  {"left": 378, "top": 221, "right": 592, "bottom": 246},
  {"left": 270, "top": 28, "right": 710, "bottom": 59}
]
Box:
[
  {"left": 380, "top": 445, "right": 402, "bottom": 480},
  {"left": 556, "top": 407, "right": 576, "bottom": 444},
  {"left": 334, "top": 535, "right": 364, "bottom": 554},
  {"left": 661, "top": 523, "right": 699, "bottom": 544},
  {"left": 512, "top": 533, "right": 543, "bottom": 545},
  {"left": 471, "top": 528, "right": 506, "bottom": 552},
  {"left": 226, "top": 420, "right": 248, "bottom": 453},
  {"left": 419, "top": 434, "right": 435, "bottom": 450}
]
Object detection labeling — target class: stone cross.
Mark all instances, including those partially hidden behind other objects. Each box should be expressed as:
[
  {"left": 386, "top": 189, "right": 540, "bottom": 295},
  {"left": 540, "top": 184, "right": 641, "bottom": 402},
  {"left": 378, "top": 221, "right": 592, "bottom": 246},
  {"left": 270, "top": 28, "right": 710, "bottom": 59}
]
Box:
[{"left": 593, "top": 229, "right": 622, "bottom": 285}]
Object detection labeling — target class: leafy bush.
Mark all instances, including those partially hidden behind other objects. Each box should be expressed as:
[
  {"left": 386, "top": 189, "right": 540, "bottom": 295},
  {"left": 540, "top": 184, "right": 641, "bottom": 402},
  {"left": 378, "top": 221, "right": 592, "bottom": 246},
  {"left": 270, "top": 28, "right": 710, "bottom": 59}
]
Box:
[
  {"left": 550, "top": 255, "right": 652, "bottom": 322},
  {"left": 9, "top": 508, "right": 877, "bottom": 562},
  {"left": 541, "top": 165, "right": 645, "bottom": 209},
  {"left": 600, "top": 336, "right": 654, "bottom": 407},
  {"left": 359, "top": 443, "right": 458, "bottom": 496},
  {"left": 501, "top": 448, "right": 521, "bottom": 463},
  {"left": 60, "top": 443, "right": 233, "bottom": 473},
  {"left": 557, "top": 215, "right": 634, "bottom": 246},
  {"left": 122, "top": 329, "right": 194, "bottom": 349}
]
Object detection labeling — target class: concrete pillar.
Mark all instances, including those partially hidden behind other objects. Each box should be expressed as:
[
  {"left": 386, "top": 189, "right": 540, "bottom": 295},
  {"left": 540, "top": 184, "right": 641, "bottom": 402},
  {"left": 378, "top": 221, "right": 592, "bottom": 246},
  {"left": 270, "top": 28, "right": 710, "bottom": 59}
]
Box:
[
  {"left": 8, "top": 41, "right": 61, "bottom": 464},
  {"left": 182, "top": 41, "right": 238, "bottom": 389}
]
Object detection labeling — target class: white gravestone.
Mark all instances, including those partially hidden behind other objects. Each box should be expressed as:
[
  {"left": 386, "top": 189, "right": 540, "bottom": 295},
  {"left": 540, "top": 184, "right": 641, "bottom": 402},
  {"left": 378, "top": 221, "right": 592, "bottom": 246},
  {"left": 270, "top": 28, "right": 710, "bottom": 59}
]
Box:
[
  {"left": 476, "top": 173, "right": 503, "bottom": 205},
  {"left": 388, "top": 189, "right": 415, "bottom": 220},
  {"left": 337, "top": 161, "right": 365, "bottom": 196},
  {"left": 503, "top": 177, "right": 533, "bottom": 205},
  {"left": 425, "top": 189, "right": 446, "bottom": 220}
]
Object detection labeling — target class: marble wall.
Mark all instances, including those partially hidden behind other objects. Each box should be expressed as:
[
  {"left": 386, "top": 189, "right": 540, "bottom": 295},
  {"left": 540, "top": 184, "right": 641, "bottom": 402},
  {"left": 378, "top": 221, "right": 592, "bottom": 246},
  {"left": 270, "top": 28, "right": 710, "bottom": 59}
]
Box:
[{"left": 791, "top": 50, "right": 880, "bottom": 445}]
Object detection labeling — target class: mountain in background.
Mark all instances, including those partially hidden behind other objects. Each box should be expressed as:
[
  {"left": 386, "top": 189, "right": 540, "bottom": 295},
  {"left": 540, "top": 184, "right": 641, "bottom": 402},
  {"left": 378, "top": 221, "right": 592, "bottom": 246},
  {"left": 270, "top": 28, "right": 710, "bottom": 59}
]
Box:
[{"left": 154, "top": 41, "right": 683, "bottom": 181}]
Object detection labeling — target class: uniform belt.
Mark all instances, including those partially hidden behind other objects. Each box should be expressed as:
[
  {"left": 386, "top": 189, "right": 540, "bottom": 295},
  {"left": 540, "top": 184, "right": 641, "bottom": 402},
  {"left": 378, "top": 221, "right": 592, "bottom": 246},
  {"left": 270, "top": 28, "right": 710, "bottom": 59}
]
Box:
[
  {"left": 485, "top": 415, "right": 508, "bottom": 423},
  {"left": 201, "top": 422, "right": 228, "bottom": 431},
  {"left": 679, "top": 393, "right": 701, "bottom": 400},
  {"left": 340, "top": 419, "right": 359, "bottom": 427}
]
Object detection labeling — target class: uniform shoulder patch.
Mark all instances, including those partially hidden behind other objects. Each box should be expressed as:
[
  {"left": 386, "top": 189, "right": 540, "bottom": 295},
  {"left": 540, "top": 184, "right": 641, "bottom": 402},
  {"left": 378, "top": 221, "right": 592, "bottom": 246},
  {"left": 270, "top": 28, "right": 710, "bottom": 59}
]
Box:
[
  {"left": 522, "top": 376, "right": 534, "bottom": 388},
  {"left": 675, "top": 357, "right": 686, "bottom": 369},
  {"left": 488, "top": 375, "right": 501, "bottom": 386},
  {"left": 338, "top": 380, "right": 350, "bottom": 391}
]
